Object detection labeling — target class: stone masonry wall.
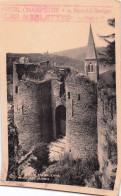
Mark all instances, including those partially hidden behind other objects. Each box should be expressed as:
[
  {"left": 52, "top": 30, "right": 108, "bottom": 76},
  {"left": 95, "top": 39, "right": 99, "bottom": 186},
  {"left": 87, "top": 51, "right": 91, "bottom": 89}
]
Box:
[
  {"left": 66, "top": 75, "right": 98, "bottom": 162},
  {"left": 97, "top": 88, "right": 117, "bottom": 190},
  {"left": 51, "top": 80, "right": 66, "bottom": 139},
  {"left": 13, "top": 64, "right": 53, "bottom": 153}
]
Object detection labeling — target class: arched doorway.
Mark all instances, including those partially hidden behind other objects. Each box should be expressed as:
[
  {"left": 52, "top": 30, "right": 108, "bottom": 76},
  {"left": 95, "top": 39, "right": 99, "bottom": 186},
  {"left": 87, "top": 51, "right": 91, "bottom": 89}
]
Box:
[{"left": 55, "top": 105, "right": 66, "bottom": 139}]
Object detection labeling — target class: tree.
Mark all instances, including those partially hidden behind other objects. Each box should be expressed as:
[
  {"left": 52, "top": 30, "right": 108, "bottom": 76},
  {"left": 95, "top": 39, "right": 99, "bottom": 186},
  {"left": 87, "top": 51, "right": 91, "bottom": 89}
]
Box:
[{"left": 98, "top": 19, "right": 115, "bottom": 66}]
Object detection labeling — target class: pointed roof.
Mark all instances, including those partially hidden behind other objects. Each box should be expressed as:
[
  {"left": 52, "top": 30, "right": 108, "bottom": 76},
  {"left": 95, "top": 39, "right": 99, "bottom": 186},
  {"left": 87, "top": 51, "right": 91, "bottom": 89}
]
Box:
[{"left": 85, "top": 24, "right": 97, "bottom": 60}]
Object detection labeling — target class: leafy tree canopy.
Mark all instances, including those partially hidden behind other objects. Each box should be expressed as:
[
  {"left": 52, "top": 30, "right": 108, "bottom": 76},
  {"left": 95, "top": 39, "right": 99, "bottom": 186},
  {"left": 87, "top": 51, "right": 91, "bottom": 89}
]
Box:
[{"left": 98, "top": 19, "right": 115, "bottom": 66}]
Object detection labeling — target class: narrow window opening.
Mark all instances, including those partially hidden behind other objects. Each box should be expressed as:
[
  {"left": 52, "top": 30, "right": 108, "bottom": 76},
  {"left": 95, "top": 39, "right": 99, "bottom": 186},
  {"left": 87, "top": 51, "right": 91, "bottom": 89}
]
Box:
[
  {"left": 111, "top": 102, "right": 113, "bottom": 119},
  {"left": 60, "top": 83, "right": 65, "bottom": 98},
  {"left": 103, "top": 100, "right": 104, "bottom": 115},
  {"left": 88, "top": 64, "right": 90, "bottom": 72},
  {"left": 68, "top": 92, "right": 70, "bottom": 99},
  {"left": 78, "top": 94, "right": 80, "bottom": 101},
  {"left": 91, "top": 64, "right": 93, "bottom": 72},
  {"left": 88, "top": 62, "right": 94, "bottom": 72},
  {"left": 22, "top": 106, "right": 24, "bottom": 115},
  {"left": 72, "top": 99, "right": 73, "bottom": 117},
  {"left": 15, "top": 86, "right": 18, "bottom": 93}
]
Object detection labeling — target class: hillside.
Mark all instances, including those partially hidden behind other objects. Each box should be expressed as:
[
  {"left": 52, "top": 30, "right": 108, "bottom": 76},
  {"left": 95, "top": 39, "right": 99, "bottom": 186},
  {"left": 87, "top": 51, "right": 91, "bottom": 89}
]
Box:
[
  {"left": 7, "top": 53, "right": 84, "bottom": 75},
  {"left": 99, "top": 69, "right": 115, "bottom": 85},
  {"left": 53, "top": 46, "right": 105, "bottom": 62},
  {"left": 7, "top": 45, "right": 110, "bottom": 77}
]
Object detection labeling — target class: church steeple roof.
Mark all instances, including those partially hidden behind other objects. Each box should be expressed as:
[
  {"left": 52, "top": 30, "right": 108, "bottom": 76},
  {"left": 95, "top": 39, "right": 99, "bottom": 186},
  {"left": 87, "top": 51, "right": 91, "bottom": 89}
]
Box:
[{"left": 85, "top": 24, "right": 97, "bottom": 60}]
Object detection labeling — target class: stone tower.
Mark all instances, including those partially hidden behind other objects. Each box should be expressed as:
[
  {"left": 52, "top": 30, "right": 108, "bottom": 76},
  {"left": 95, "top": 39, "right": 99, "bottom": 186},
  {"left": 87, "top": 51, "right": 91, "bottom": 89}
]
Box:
[
  {"left": 13, "top": 61, "right": 53, "bottom": 152},
  {"left": 66, "top": 75, "right": 98, "bottom": 163},
  {"left": 85, "top": 24, "right": 99, "bottom": 82}
]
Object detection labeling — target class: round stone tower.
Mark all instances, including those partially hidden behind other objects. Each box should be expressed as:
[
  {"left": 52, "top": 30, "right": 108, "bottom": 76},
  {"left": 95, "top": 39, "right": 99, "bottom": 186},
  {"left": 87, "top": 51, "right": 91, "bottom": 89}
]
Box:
[
  {"left": 66, "top": 74, "right": 98, "bottom": 162},
  {"left": 13, "top": 62, "right": 53, "bottom": 153}
]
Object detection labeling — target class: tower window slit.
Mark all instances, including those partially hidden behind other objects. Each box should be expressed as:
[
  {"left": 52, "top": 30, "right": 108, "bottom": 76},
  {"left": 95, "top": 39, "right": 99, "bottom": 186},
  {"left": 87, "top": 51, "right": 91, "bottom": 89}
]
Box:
[
  {"left": 111, "top": 102, "right": 113, "bottom": 119},
  {"left": 22, "top": 106, "right": 24, "bottom": 115},
  {"left": 78, "top": 94, "right": 80, "bottom": 101},
  {"left": 15, "top": 86, "right": 18, "bottom": 93},
  {"left": 68, "top": 92, "right": 70, "bottom": 99},
  {"left": 72, "top": 99, "right": 74, "bottom": 117}
]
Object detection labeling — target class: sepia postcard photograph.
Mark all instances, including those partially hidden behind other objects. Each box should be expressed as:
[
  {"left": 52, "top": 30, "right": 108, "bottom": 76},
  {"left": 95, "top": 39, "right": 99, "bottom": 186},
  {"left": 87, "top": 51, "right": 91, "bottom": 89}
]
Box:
[{"left": 0, "top": 0, "right": 121, "bottom": 196}]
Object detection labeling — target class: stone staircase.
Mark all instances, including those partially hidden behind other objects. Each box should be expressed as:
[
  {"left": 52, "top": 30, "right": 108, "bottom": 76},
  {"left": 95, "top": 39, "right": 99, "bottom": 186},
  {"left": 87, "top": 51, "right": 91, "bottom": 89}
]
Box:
[{"left": 49, "top": 137, "right": 66, "bottom": 162}]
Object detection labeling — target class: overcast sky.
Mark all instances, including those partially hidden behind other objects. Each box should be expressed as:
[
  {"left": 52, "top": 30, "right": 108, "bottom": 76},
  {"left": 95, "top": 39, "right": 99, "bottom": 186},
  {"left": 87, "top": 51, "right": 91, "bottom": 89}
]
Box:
[
  {"left": 0, "top": 0, "right": 115, "bottom": 54},
  {"left": 0, "top": 20, "right": 115, "bottom": 54}
]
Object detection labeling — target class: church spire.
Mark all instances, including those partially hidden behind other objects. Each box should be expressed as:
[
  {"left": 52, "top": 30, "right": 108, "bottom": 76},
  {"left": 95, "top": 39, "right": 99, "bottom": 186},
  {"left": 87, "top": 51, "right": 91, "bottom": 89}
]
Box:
[
  {"left": 85, "top": 24, "right": 97, "bottom": 60},
  {"left": 84, "top": 24, "right": 99, "bottom": 82}
]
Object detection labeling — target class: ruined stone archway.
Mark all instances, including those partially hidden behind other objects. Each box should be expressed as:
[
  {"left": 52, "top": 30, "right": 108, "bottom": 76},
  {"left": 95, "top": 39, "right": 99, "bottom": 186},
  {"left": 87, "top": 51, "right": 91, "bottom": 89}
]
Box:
[{"left": 55, "top": 105, "right": 66, "bottom": 139}]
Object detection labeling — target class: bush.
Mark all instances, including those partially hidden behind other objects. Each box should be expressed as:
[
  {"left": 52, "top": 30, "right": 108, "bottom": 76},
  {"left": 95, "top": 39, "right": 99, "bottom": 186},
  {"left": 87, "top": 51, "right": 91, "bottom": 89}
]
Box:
[
  {"left": 29, "top": 142, "right": 49, "bottom": 175},
  {"left": 44, "top": 153, "right": 101, "bottom": 188}
]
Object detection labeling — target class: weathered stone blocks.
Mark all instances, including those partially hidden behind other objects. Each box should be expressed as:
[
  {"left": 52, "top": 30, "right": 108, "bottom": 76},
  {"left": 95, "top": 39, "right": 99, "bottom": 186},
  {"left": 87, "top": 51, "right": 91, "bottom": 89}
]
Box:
[{"left": 66, "top": 75, "right": 98, "bottom": 162}]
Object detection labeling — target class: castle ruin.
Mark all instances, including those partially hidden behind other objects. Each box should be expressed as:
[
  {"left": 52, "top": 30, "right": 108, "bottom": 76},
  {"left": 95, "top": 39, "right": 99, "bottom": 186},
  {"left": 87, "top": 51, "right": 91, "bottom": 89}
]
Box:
[{"left": 13, "top": 25, "right": 99, "bottom": 163}]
